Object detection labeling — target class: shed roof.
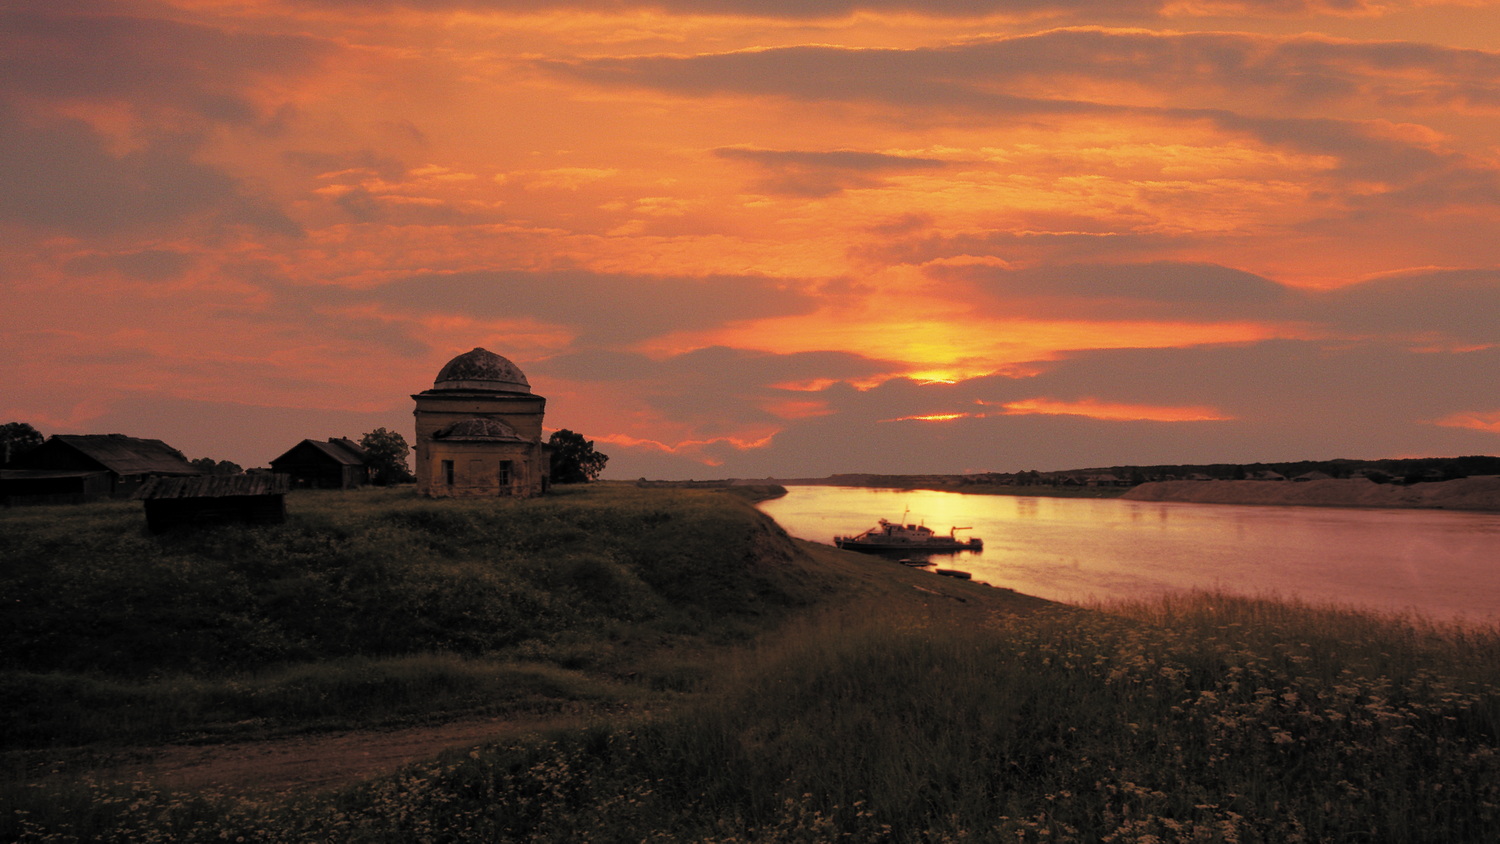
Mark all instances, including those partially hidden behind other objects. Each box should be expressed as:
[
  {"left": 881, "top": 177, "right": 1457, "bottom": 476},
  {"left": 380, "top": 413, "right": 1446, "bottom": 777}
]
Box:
[
  {"left": 271, "top": 438, "right": 368, "bottom": 467},
  {"left": 312, "top": 437, "right": 367, "bottom": 464},
  {"left": 46, "top": 434, "right": 199, "bottom": 476},
  {"left": 0, "top": 469, "right": 111, "bottom": 480},
  {"left": 132, "top": 473, "right": 292, "bottom": 500}
]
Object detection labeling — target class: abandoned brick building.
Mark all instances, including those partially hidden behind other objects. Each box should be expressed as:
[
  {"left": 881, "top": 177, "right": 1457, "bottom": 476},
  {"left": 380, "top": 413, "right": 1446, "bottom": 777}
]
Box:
[{"left": 412, "top": 347, "right": 548, "bottom": 498}]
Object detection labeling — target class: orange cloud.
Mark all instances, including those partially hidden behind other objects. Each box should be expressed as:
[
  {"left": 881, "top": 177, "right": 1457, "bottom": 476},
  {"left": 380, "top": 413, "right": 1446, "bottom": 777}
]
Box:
[
  {"left": 880, "top": 412, "right": 974, "bottom": 423},
  {"left": 771, "top": 378, "right": 846, "bottom": 392},
  {"left": 994, "top": 397, "right": 1234, "bottom": 422},
  {"left": 592, "top": 429, "right": 780, "bottom": 457},
  {"left": 649, "top": 308, "right": 1286, "bottom": 384},
  {"left": 762, "top": 398, "right": 836, "bottom": 419},
  {"left": 1431, "top": 410, "right": 1500, "bottom": 434}
]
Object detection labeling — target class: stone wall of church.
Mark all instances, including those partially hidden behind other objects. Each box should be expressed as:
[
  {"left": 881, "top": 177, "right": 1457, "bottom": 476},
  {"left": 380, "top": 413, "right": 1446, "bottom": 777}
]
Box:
[
  {"left": 412, "top": 349, "right": 550, "bottom": 499},
  {"left": 421, "top": 440, "right": 543, "bottom": 498},
  {"left": 412, "top": 395, "right": 547, "bottom": 498}
]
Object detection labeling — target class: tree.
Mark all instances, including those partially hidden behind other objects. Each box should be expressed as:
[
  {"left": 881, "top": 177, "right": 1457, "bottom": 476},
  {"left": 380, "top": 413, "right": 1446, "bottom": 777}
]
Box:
[
  {"left": 360, "top": 427, "right": 415, "bottom": 485},
  {"left": 549, "top": 429, "right": 609, "bottom": 483},
  {"left": 1, "top": 422, "right": 44, "bottom": 467},
  {"left": 189, "top": 457, "right": 244, "bottom": 475}
]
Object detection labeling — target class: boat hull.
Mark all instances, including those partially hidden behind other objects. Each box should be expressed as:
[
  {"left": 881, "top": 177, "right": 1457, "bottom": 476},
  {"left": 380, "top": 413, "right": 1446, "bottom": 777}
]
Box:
[{"left": 835, "top": 537, "right": 982, "bottom": 553}]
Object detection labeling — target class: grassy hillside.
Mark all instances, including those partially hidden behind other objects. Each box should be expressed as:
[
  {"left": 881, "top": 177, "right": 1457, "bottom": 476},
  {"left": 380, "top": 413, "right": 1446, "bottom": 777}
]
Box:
[
  {"left": 0, "top": 484, "right": 863, "bottom": 750},
  {"left": 5, "top": 486, "right": 1500, "bottom": 842}
]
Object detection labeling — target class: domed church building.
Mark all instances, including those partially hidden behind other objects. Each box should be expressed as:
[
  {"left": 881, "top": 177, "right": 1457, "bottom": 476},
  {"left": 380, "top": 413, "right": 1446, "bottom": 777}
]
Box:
[{"left": 412, "top": 348, "right": 549, "bottom": 498}]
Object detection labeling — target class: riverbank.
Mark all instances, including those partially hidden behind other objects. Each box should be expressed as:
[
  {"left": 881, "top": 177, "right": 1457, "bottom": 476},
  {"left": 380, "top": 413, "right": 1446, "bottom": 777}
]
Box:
[
  {"left": 771, "top": 476, "right": 1129, "bottom": 499},
  {"left": 1125, "top": 475, "right": 1500, "bottom": 511},
  {"left": 1, "top": 485, "right": 1041, "bottom": 831},
  {"left": 8, "top": 486, "right": 1500, "bottom": 841}
]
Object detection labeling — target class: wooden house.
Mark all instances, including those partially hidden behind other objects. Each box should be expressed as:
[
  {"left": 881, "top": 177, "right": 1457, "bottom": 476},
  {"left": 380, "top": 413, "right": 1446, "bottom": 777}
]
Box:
[
  {"left": 133, "top": 473, "right": 292, "bottom": 533},
  {"left": 269, "top": 438, "right": 369, "bottom": 489},
  {"left": 6, "top": 433, "right": 201, "bottom": 501}
]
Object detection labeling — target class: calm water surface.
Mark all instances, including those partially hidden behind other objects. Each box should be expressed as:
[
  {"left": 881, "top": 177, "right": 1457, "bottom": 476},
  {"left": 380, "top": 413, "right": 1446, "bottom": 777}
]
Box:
[{"left": 757, "top": 486, "right": 1500, "bottom": 622}]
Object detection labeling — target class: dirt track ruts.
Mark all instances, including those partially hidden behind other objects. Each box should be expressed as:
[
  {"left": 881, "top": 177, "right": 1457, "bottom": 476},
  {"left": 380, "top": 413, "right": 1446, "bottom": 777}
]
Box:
[{"left": 110, "top": 713, "right": 583, "bottom": 795}]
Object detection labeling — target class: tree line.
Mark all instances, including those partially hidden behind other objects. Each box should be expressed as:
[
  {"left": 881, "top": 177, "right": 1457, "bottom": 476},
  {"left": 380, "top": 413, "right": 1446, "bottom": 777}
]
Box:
[{"left": 985, "top": 455, "right": 1500, "bottom": 487}]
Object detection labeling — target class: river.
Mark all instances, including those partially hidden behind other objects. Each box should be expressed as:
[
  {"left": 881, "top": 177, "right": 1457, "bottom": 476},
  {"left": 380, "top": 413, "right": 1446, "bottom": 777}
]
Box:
[{"left": 757, "top": 486, "right": 1500, "bottom": 623}]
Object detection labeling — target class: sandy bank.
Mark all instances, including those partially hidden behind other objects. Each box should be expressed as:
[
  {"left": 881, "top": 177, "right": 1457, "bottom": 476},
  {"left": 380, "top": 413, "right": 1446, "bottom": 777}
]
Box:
[{"left": 1122, "top": 476, "right": 1500, "bottom": 511}]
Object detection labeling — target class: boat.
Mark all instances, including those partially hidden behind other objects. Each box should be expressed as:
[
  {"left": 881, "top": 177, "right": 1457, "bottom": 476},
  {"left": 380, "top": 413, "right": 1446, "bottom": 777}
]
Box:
[
  {"left": 935, "top": 568, "right": 972, "bottom": 580},
  {"left": 834, "top": 513, "right": 982, "bottom": 553}
]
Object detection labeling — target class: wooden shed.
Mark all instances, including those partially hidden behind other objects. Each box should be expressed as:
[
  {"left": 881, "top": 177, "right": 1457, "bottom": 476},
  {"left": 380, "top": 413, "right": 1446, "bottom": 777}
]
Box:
[
  {"left": 0, "top": 469, "right": 114, "bottom": 507},
  {"left": 11, "top": 434, "right": 201, "bottom": 499},
  {"left": 269, "top": 438, "right": 369, "bottom": 489},
  {"left": 133, "top": 473, "right": 292, "bottom": 533}
]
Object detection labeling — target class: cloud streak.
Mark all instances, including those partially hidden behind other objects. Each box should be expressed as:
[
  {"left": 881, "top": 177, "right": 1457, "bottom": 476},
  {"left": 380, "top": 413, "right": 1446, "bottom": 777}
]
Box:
[
  {"left": 714, "top": 147, "right": 950, "bottom": 197},
  {"left": 284, "top": 1, "right": 1457, "bottom": 20},
  {"left": 549, "top": 29, "right": 1500, "bottom": 115}
]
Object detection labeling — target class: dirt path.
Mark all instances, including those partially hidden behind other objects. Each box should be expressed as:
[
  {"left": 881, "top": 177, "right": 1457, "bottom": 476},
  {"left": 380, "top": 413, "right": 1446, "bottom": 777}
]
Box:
[{"left": 112, "top": 713, "right": 585, "bottom": 796}]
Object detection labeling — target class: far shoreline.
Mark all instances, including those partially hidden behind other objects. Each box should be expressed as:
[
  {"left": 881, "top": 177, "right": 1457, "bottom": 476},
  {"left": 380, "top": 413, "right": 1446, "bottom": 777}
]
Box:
[
  {"left": 635, "top": 475, "right": 1500, "bottom": 512},
  {"left": 635, "top": 477, "right": 1129, "bottom": 500},
  {"left": 1123, "top": 476, "right": 1500, "bottom": 512}
]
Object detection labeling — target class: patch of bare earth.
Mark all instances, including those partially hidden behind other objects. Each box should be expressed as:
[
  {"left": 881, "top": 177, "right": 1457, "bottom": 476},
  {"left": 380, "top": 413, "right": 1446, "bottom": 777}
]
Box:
[{"left": 108, "top": 713, "right": 589, "bottom": 796}]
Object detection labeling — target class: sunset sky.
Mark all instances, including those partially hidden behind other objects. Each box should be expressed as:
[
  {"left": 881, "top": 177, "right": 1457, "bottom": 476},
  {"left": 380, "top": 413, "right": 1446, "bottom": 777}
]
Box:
[{"left": 4, "top": 0, "right": 1500, "bottom": 479}]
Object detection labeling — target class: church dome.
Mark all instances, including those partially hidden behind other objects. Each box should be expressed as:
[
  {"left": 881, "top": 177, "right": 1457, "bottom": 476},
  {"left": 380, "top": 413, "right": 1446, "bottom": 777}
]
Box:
[
  {"left": 433, "top": 418, "right": 525, "bottom": 442},
  {"left": 433, "top": 347, "right": 531, "bottom": 393}
]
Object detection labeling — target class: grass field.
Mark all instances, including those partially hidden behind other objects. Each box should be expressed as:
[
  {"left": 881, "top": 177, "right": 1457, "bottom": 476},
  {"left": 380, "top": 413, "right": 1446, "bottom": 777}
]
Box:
[
  {"left": 1, "top": 484, "right": 833, "bottom": 750},
  {"left": 5, "top": 485, "right": 1498, "bottom": 841}
]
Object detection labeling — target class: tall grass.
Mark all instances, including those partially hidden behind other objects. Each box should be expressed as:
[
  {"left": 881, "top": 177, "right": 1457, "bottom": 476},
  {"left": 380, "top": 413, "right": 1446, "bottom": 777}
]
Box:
[
  {"left": 1, "top": 486, "right": 811, "bottom": 750},
  {"left": 3, "top": 654, "right": 629, "bottom": 748},
  {"left": 10, "top": 591, "right": 1498, "bottom": 842}
]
